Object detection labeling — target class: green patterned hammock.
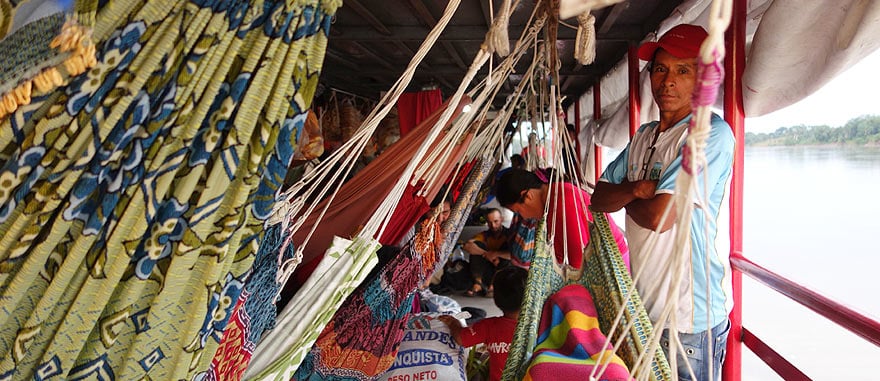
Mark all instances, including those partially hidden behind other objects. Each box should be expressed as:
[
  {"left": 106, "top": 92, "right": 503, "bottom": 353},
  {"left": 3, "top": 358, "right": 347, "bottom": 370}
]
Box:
[
  {"left": 585, "top": 212, "right": 673, "bottom": 381},
  {"left": 502, "top": 215, "right": 672, "bottom": 381}
]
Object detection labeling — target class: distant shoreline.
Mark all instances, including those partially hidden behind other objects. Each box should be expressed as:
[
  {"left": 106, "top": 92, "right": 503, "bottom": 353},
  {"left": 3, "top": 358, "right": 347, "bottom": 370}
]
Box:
[{"left": 747, "top": 142, "right": 880, "bottom": 147}]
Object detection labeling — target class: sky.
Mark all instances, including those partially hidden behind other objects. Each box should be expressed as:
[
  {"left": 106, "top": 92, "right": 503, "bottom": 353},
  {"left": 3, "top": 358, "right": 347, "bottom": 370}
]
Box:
[{"left": 744, "top": 49, "right": 880, "bottom": 133}]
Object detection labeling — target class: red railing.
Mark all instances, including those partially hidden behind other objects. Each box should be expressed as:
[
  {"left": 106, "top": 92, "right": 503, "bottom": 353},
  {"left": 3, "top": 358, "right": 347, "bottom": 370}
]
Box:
[
  {"left": 741, "top": 328, "right": 810, "bottom": 381},
  {"left": 730, "top": 254, "right": 880, "bottom": 379},
  {"left": 731, "top": 254, "right": 880, "bottom": 347}
]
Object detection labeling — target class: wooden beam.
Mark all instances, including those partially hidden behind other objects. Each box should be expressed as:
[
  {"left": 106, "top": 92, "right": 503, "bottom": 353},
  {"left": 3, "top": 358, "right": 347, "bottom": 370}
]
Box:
[
  {"left": 597, "top": 2, "right": 629, "bottom": 35},
  {"left": 403, "top": 0, "right": 467, "bottom": 69},
  {"left": 391, "top": 40, "right": 435, "bottom": 71},
  {"left": 324, "top": 49, "right": 361, "bottom": 70},
  {"left": 329, "top": 25, "right": 631, "bottom": 42},
  {"left": 441, "top": 41, "right": 467, "bottom": 69},
  {"left": 407, "top": 0, "right": 437, "bottom": 27},
  {"left": 350, "top": 41, "right": 395, "bottom": 70},
  {"left": 340, "top": 64, "right": 606, "bottom": 76},
  {"left": 345, "top": 0, "right": 392, "bottom": 35}
]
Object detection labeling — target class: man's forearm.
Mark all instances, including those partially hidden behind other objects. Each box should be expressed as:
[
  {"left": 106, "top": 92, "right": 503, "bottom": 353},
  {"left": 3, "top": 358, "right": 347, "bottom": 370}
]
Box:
[
  {"left": 462, "top": 241, "right": 486, "bottom": 256},
  {"left": 626, "top": 194, "right": 676, "bottom": 232},
  {"left": 591, "top": 181, "right": 637, "bottom": 212}
]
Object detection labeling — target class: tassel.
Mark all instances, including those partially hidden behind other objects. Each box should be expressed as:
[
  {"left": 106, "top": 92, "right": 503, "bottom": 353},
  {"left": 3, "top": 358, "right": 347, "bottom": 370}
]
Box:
[
  {"left": 575, "top": 12, "right": 596, "bottom": 65},
  {"left": 0, "top": 19, "right": 96, "bottom": 120}
]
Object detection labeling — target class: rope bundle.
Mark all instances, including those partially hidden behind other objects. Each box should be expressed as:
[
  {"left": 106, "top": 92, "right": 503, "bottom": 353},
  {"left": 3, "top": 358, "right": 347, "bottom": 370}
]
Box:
[{"left": 574, "top": 12, "right": 596, "bottom": 65}]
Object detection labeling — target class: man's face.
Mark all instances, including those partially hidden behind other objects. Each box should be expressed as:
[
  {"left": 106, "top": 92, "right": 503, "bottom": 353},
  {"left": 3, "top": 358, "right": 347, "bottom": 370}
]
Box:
[
  {"left": 504, "top": 188, "right": 543, "bottom": 220},
  {"left": 486, "top": 211, "right": 503, "bottom": 232},
  {"left": 438, "top": 202, "right": 451, "bottom": 224},
  {"left": 650, "top": 49, "right": 698, "bottom": 120}
]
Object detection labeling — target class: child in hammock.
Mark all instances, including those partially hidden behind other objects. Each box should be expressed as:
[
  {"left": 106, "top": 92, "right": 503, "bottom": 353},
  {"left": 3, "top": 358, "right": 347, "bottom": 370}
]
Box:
[{"left": 438, "top": 266, "right": 528, "bottom": 381}]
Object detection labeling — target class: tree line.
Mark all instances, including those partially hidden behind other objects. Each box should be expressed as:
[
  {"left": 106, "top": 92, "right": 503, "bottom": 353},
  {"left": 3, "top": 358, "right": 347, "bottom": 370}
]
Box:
[{"left": 745, "top": 115, "right": 880, "bottom": 146}]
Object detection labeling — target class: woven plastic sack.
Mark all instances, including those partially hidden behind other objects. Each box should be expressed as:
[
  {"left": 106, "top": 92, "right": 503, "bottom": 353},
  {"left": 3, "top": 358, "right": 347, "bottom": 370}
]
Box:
[{"left": 378, "top": 313, "right": 468, "bottom": 381}]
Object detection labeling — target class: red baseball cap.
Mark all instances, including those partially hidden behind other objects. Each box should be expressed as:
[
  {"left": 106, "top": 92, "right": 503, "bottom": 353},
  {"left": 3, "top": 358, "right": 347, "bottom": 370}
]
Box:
[{"left": 637, "top": 24, "right": 708, "bottom": 61}]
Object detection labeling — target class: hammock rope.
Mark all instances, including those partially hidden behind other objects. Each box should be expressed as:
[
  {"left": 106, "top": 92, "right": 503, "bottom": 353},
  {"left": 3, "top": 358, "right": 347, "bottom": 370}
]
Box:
[{"left": 270, "top": 0, "right": 467, "bottom": 290}]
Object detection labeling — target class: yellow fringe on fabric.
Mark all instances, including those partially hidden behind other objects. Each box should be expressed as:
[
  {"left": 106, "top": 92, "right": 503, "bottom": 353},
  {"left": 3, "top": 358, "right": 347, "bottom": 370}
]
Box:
[{"left": 0, "top": 20, "right": 97, "bottom": 120}]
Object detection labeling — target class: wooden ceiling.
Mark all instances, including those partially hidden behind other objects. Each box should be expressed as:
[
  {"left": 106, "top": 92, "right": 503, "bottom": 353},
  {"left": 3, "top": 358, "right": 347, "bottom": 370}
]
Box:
[{"left": 318, "top": 0, "right": 683, "bottom": 110}]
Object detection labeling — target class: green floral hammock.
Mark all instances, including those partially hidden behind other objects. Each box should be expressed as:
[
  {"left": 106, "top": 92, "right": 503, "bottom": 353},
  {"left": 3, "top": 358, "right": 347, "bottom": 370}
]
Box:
[{"left": 0, "top": 0, "right": 337, "bottom": 379}]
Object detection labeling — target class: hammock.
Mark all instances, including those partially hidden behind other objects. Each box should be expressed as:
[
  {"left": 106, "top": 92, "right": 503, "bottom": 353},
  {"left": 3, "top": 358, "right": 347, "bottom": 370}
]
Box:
[
  {"left": 0, "top": 1, "right": 97, "bottom": 119},
  {"left": 285, "top": 99, "right": 469, "bottom": 288},
  {"left": 523, "top": 284, "right": 630, "bottom": 381},
  {"left": 0, "top": 0, "right": 335, "bottom": 378},
  {"left": 204, "top": 224, "right": 297, "bottom": 380},
  {"left": 243, "top": 234, "right": 380, "bottom": 380},
  {"left": 585, "top": 212, "right": 673, "bottom": 381},
  {"left": 291, "top": 219, "right": 444, "bottom": 381},
  {"left": 502, "top": 218, "right": 672, "bottom": 381}
]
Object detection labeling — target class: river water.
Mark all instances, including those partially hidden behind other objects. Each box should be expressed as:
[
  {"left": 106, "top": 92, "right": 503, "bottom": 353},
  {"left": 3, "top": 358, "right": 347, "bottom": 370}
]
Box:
[{"left": 740, "top": 145, "right": 880, "bottom": 380}]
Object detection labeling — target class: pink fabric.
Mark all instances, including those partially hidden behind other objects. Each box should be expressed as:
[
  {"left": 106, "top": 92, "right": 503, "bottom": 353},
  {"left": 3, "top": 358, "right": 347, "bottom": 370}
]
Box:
[
  {"left": 397, "top": 89, "right": 443, "bottom": 136},
  {"left": 548, "top": 182, "right": 629, "bottom": 269},
  {"left": 459, "top": 316, "right": 517, "bottom": 381}
]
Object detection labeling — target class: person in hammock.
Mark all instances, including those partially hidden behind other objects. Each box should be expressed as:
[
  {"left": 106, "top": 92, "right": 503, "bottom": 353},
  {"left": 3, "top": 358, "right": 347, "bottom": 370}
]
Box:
[
  {"left": 495, "top": 168, "right": 629, "bottom": 269},
  {"left": 589, "top": 24, "right": 734, "bottom": 381}
]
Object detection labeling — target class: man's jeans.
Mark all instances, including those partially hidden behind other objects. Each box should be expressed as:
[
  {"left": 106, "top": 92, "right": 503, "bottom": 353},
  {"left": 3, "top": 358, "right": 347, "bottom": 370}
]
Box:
[{"left": 661, "top": 319, "right": 731, "bottom": 381}]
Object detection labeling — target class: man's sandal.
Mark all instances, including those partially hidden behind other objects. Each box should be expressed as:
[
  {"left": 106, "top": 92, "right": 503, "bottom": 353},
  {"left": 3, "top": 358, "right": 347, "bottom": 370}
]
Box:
[{"left": 465, "top": 282, "right": 484, "bottom": 297}]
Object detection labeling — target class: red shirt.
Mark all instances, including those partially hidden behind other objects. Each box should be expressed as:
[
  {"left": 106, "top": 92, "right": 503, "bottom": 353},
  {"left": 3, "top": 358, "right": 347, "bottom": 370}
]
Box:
[
  {"left": 547, "top": 182, "right": 630, "bottom": 269},
  {"left": 459, "top": 316, "right": 517, "bottom": 381}
]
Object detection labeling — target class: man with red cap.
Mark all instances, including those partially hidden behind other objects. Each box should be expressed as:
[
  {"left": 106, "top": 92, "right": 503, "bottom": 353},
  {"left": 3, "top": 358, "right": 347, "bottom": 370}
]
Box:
[{"left": 591, "top": 24, "right": 735, "bottom": 381}]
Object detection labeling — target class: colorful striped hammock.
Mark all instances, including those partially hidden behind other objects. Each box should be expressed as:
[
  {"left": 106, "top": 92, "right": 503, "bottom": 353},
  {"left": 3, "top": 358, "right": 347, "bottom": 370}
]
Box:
[{"left": 502, "top": 216, "right": 673, "bottom": 381}]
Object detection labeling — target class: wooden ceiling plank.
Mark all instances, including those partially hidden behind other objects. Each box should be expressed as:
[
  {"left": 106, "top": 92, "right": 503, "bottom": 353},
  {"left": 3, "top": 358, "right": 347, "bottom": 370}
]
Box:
[
  {"left": 325, "top": 49, "right": 361, "bottom": 70},
  {"left": 346, "top": 0, "right": 392, "bottom": 35},
  {"left": 441, "top": 41, "right": 468, "bottom": 69},
  {"left": 391, "top": 40, "right": 434, "bottom": 71},
  {"left": 328, "top": 26, "right": 635, "bottom": 42},
  {"left": 351, "top": 41, "right": 395, "bottom": 70},
  {"left": 597, "top": 2, "right": 629, "bottom": 34},
  {"left": 407, "top": 0, "right": 438, "bottom": 27}
]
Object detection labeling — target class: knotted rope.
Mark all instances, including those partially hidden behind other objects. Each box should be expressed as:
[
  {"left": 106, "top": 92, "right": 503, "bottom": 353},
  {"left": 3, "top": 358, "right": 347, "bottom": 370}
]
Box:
[{"left": 574, "top": 12, "right": 596, "bottom": 65}]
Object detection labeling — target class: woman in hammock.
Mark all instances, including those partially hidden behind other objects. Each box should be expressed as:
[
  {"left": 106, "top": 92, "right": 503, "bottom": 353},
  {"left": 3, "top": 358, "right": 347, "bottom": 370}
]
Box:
[{"left": 496, "top": 168, "right": 629, "bottom": 269}]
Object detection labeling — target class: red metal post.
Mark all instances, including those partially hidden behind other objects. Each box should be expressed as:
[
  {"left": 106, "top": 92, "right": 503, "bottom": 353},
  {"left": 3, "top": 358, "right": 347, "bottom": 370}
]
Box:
[
  {"left": 628, "top": 44, "right": 640, "bottom": 137},
  {"left": 593, "top": 83, "right": 603, "bottom": 181},
  {"left": 723, "top": 0, "right": 747, "bottom": 379}
]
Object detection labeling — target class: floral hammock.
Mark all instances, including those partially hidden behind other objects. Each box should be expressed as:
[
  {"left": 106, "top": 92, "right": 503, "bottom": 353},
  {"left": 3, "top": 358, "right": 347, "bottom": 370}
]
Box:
[{"left": 0, "top": 0, "right": 337, "bottom": 379}]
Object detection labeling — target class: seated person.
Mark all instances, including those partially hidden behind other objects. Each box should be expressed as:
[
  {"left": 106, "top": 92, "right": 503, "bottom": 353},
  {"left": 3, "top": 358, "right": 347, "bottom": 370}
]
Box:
[
  {"left": 438, "top": 266, "right": 528, "bottom": 381},
  {"left": 462, "top": 208, "right": 511, "bottom": 297}
]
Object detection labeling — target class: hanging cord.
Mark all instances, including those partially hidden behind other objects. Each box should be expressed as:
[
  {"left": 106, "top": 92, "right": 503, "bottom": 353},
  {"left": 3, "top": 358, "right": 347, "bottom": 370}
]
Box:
[
  {"left": 574, "top": 12, "right": 596, "bottom": 65},
  {"left": 418, "top": 11, "right": 547, "bottom": 192},
  {"left": 663, "top": 0, "right": 733, "bottom": 379},
  {"left": 271, "top": 0, "right": 466, "bottom": 288}
]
